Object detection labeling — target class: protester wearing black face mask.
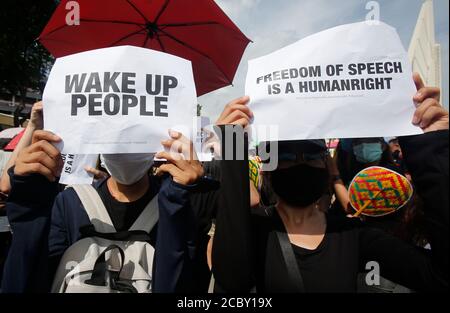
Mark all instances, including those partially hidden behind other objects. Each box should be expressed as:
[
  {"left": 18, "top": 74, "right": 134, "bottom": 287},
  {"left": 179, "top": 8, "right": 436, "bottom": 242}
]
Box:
[
  {"left": 269, "top": 143, "right": 330, "bottom": 208},
  {"left": 211, "top": 85, "right": 448, "bottom": 292}
]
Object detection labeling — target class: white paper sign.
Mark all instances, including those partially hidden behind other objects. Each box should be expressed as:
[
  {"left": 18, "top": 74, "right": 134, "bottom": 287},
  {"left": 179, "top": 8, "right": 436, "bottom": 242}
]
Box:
[
  {"left": 245, "top": 22, "right": 422, "bottom": 142},
  {"left": 194, "top": 116, "right": 214, "bottom": 162},
  {"left": 59, "top": 154, "right": 98, "bottom": 185},
  {"left": 43, "top": 46, "right": 197, "bottom": 154}
]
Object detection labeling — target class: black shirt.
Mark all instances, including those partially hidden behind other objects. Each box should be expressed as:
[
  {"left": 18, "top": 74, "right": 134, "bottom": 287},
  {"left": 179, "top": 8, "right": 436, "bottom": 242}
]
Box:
[
  {"left": 97, "top": 178, "right": 157, "bottom": 232},
  {"left": 291, "top": 214, "right": 358, "bottom": 293}
]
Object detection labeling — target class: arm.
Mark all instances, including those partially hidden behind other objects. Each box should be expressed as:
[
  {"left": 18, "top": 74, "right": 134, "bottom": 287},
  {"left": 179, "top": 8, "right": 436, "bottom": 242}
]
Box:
[
  {"left": 334, "top": 182, "right": 351, "bottom": 213},
  {"left": 250, "top": 180, "right": 261, "bottom": 208},
  {"left": 153, "top": 178, "right": 197, "bottom": 293},
  {"left": 327, "top": 154, "right": 352, "bottom": 214},
  {"left": 1, "top": 170, "right": 60, "bottom": 292},
  {"left": 0, "top": 128, "right": 30, "bottom": 193},
  {"left": 360, "top": 75, "right": 448, "bottom": 291},
  {"left": 213, "top": 128, "right": 254, "bottom": 292},
  {"left": 404, "top": 75, "right": 449, "bottom": 279},
  {"left": 152, "top": 130, "right": 204, "bottom": 293},
  {"left": 1, "top": 130, "right": 64, "bottom": 292},
  {"left": 0, "top": 102, "right": 43, "bottom": 194},
  {"left": 211, "top": 96, "right": 256, "bottom": 292}
]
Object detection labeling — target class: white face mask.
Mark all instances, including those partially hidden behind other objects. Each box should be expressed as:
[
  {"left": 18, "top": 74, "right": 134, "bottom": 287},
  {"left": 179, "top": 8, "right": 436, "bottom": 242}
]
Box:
[{"left": 100, "top": 154, "right": 154, "bottom": 185}]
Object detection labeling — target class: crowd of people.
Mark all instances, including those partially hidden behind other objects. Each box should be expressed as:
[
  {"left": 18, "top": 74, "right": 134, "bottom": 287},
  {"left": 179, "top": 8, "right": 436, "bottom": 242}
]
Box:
[{"left": 0, "top": 73, "right": 448, "bottom": 293}]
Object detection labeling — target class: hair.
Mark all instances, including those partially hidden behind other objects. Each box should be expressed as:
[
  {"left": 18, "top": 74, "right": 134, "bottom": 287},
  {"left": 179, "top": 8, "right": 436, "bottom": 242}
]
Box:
[
  {"left": 396, "top": 193, "right": 428, "bottom": 246},
  {"left": 260, "top": 171, "right": 278, "bottom": 207},
  {"left": 336, "top": 139, "right": 426, "bottom": 246}
]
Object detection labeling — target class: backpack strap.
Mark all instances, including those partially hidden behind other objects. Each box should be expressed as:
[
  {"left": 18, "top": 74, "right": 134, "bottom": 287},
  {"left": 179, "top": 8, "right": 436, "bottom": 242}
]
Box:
[
  {"left": 275, "top": 231, "right": 305, "bottom": 293},
  {"left": 71, "top": 184, "right": 116, "bottom": 233},
  {"left": 129, "top": 195, "right": 159, "bottom": 233}
]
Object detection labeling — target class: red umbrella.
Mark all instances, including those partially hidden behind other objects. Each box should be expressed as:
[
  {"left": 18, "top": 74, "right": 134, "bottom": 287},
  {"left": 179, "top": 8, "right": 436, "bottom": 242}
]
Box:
[{"left": 39, "top": 0, "right": 250, "bottom": 96}]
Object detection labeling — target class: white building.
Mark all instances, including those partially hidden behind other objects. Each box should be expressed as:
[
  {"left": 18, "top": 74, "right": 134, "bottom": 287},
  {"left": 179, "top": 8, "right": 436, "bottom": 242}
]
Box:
[{"left": 408, "top": 0, "right": 442, "bottom": 96}]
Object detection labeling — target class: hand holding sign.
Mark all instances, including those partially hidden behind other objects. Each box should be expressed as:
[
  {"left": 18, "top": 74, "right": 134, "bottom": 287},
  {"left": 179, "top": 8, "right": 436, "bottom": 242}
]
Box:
[
  {"left": 216, "top": 96, "right": 253, "bottom": 128},
  {"left": 14, "top": 130, "right": 64, "bottom": 182},
  {"left": 29, "top": 101, "right": 44, "bottom": 131},
  {"left": 412, "top": 73, "right": 449, "bottom": 133},
  {"left": 155, "top": 130, "right": 204, "bottom": 186}
]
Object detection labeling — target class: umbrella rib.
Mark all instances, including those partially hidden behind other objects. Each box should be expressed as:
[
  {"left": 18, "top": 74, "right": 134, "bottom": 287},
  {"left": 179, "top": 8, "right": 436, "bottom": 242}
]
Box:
[
  {"left": 156, "top": 34, "right": 166, "bottom": 52},
  {"left": 143, "top": 34, "right": 150, "bottom": 48},
  {"left": 125, "top": 0, "right": 150, "bottom": 24},
  {"left": 79, "top": 19, "right": 145, "bottom": 26},
  {"left": 109, "top": 28, "right": 146, "bottom": 46},
  {"left": 38, "top": 24, "right": 68, "bottom": 39},
  {"left": 160, "top": 21, "right": 220, "bottom": 28},
  {"left": 158, "top": 28, "right": 233, "bottom": 84},
  {"left": 154, "top": 0, "right": 171, "bottom": 24}
]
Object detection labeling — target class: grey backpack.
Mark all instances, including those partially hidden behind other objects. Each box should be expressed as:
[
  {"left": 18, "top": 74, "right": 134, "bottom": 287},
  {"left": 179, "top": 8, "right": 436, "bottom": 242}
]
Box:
[{"left": 51, "top": 185, "right": 158, "bottom": 293}]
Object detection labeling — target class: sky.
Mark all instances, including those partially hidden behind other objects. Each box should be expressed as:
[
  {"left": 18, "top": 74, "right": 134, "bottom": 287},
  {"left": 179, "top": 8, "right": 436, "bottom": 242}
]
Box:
[{"left": 199, "top": 0, "right": 449, "bottom": 120}]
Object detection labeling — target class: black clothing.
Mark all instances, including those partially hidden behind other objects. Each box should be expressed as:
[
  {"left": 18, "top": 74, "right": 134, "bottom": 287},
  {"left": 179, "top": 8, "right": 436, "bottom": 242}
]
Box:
[
  {"left": 97, "top": 179, "right": 156, "bottom": 232},
  {"left": 213, "top": 130, "right": 448, "bottom": 293}
]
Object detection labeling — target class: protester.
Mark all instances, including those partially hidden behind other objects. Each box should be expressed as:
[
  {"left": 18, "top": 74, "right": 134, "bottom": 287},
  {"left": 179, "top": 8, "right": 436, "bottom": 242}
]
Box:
[
  {"left": 0, "top": 125, "right": 211, "bottom": 292},
  {"left": 211, "top": 74, "right": 449, "bottom": 293},
  {"left": 0, "top": 101, "right": 219, "bottom": 293}
]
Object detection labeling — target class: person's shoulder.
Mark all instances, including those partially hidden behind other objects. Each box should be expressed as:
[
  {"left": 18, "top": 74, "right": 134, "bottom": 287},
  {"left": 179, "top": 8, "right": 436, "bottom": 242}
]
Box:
[
  {"left": 54, "top": 184, "right": 95, "bottom": 215},
  {"left": 53, "top": 185, "right": 92, "bottom": 231}
]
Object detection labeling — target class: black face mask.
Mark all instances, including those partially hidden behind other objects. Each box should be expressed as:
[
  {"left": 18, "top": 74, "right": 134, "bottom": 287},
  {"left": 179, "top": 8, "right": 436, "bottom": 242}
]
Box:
[{"left": 270, "top": 163, "right": 329, "bottom": 207}]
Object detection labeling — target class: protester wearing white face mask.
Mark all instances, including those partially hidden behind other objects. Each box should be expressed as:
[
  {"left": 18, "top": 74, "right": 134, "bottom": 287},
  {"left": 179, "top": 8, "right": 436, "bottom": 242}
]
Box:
[
  {"left": 100, "top": 154, "right": 155, "bottom": 186},
  {"left": 1, "top": 128, "right": 207, "bottom": 293}
]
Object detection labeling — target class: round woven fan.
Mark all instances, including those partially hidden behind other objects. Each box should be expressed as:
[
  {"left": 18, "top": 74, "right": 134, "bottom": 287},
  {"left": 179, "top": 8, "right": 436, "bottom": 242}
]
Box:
[{"left": 348, "top": 166, "right": 413, "bottom": 217}]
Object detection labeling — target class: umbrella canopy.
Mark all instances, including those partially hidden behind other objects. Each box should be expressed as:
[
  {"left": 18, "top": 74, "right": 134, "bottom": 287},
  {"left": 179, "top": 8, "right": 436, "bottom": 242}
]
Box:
[
  {"left": 39, "top": 0, "right": 251, "bottom": 96},
  {"left": 3, "top": 129, "right": 26, "bottom": 151}
]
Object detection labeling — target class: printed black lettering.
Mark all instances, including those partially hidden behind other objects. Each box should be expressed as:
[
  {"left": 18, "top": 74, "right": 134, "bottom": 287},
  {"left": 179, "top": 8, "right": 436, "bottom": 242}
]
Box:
[
  {"left": 104, "top": 94, "right": 120, "bottom": 115},
  {"left": 155, "top": 97, "right": 168, "bottom": 117},
  {"left": 146, "top": 74, "right": 161, "bottom": 95},
  {"left": 163, "top": 76, "right": 178, "bottom": 96},
  {"left": 140, "top": 95, "right": 153, "bottom": 116},
  {"left": 103, "top": 72, "right": 121, "bottom": 92},
  {"left": 285, "top": 82, "right": 294, "bottom": 93},
  {"left": 272, "top": 83, "right": 281, "bottom": 94},
  {"left": 71, "top": 94, "right": 86, "bottom": 116},
  {"left": 66, "top": 73, "right": 87, "bottom": 93},
  {"left": 122, "top": 94, "right": 138, "bottom": 115},
  {"left": 88, "top": 94, "right": 102, "bottom": 115},
  {"left": 122, "top": 72, "right": 136, "bottom": 93},
  {"left": 84, "top": 72, "right": 102, "bottom": 92}
]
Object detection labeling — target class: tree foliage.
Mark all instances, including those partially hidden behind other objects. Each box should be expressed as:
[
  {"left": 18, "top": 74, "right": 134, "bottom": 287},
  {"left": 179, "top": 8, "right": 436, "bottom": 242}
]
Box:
[{"left": 0, "top": 0, "right": 57, "bottom": 98}]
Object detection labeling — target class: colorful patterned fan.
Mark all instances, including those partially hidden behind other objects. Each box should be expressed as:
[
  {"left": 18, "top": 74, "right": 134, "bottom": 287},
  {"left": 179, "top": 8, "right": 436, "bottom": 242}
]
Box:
[
  {"left": 249, "top": 156, "right": 263, "bottom": 190},
  {"left": 348, "top": 166, "right": 413, "bottom": 217}
]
